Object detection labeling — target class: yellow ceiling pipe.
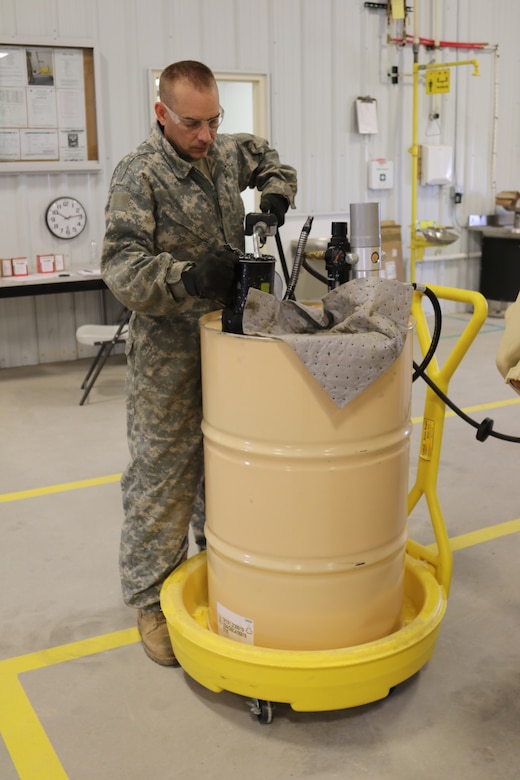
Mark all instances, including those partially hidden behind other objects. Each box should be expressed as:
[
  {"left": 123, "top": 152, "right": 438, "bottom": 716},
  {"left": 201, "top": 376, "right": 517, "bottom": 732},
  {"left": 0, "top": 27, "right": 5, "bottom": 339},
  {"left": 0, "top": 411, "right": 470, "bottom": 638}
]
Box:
[{"left": 409, "top": 57, "right": 480, "bottom": 281}]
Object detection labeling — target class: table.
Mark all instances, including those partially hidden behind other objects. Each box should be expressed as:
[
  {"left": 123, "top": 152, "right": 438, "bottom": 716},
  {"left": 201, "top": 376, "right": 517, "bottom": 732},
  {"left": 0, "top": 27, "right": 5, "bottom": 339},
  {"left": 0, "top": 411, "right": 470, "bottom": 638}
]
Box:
[
  {"left": 0, "top": 272, "right": 113, "bottom": 367},
  {"left": 0, "top": 271, "right": 106, "bottom": 299}
]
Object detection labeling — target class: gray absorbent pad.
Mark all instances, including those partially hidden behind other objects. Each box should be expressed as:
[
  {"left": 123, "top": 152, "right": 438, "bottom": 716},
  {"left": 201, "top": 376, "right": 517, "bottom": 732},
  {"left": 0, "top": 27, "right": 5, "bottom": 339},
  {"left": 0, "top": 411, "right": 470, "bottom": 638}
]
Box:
[{"left": 242, "top": 277, "right": 414, "bottom": 408}]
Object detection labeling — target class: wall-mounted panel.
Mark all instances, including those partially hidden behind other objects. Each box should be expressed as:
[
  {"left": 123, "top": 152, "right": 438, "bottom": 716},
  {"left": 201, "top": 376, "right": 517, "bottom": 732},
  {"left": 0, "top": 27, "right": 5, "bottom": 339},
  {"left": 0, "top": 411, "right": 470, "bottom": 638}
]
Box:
[{"left": 0, "top": 38, "right": 102, "bottom": 173}]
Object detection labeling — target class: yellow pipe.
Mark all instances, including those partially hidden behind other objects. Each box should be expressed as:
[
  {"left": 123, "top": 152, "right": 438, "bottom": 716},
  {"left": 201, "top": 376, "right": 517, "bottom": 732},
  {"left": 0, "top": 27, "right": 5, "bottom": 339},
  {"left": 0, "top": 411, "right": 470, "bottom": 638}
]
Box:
[
  {"left": 409, "top": 57, "right": 479, "bottom": 282},
  {"left": 420, "top": 59, "right": 480, "bottom": 75},
  {"left": 410, "top": 58, "right": 420, "bottom": 281}
]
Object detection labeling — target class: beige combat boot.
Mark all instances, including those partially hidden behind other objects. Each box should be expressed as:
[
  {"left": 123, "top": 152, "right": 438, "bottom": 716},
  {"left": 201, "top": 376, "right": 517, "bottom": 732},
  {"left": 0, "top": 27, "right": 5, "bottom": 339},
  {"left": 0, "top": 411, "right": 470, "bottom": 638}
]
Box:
[{"left": 137, "top": 609, "right": 179, "bottom": 666}]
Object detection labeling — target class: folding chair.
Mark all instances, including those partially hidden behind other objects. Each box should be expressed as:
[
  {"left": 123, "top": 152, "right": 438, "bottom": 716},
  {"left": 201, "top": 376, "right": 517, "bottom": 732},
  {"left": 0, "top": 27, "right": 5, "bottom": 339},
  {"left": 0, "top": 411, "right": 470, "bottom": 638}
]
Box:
[{"left": 75, "top": 307, "right": 131, "bottom": 405}]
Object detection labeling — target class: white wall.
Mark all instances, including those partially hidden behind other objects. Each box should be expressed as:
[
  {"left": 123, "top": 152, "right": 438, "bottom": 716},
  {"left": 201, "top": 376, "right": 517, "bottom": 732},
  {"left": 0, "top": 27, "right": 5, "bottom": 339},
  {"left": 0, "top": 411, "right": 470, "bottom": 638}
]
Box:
[{"left": 1, "top": 0, "right": 519, "bottom": 366}]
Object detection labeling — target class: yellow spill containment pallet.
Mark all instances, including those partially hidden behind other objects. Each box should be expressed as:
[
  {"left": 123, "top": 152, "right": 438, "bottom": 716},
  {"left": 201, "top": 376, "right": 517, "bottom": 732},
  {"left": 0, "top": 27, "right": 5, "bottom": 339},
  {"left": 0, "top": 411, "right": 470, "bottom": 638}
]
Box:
[{"left": 161, "top": 285, "right": 488, "bottom": 721}]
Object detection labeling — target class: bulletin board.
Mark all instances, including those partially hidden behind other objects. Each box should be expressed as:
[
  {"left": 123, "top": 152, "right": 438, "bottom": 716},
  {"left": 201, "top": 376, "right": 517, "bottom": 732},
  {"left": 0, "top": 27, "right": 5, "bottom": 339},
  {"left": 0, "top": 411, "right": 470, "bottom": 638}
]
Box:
[{"left": 0, "top": 39, "right": 102, "bottom": 173}]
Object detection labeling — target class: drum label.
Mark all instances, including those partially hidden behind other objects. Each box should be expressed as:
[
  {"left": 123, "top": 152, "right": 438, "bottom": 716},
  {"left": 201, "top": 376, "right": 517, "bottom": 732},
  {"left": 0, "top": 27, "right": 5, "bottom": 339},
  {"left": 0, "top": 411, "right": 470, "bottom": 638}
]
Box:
[{"left": 217, "top": 602, "right": 254, "bottom": 645}]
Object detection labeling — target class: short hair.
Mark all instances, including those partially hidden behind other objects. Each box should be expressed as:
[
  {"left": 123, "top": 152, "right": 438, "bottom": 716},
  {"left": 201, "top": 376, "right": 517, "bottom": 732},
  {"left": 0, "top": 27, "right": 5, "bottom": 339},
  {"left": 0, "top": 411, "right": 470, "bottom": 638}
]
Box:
[{"left": 159, "top": 60, "right": 216, "bottom": 102}]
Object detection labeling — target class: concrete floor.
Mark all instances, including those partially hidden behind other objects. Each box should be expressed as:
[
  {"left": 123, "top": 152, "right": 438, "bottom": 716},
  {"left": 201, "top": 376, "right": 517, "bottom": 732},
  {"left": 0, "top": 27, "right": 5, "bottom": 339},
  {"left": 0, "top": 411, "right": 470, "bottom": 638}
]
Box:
[{"left": 1, "top": 305, "right": 519, "bottom": 779}]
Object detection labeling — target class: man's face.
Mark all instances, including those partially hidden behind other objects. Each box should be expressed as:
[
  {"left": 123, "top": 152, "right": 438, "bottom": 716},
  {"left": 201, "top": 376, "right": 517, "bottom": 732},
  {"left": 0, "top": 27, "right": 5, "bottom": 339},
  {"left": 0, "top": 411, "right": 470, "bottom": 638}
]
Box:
[{"left": 156, "top": 79, "right": 221, "bottom": 161}]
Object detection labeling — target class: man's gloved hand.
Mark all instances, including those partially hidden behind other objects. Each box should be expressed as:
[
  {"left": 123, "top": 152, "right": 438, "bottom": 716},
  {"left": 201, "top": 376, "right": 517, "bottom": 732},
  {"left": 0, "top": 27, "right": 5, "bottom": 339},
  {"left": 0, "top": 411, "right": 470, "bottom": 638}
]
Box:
[
  {"left": 181, "top": 248, "right": 237, "bottom": 306},
  {"left": 260, "top": 193, "right": 289, "bottom": 228}
]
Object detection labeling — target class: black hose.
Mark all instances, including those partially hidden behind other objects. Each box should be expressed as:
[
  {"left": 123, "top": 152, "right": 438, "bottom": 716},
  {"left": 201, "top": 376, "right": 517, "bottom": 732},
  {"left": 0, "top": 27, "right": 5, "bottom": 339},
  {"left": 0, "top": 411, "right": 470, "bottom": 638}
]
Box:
[
  {"left": 413, "top": 359, "right": 520, "bottom": 443},
  {"left": 302, "top": 257, "right": 328, "bottom": 285},
  {"left": 281, "top": 248, "right": 520, "bottom": 444},
  {"left": 283, "top": 216, "right": 313, "bottom": 301},
  {"left": 413, "top": 283, "right": 520, "bottom": 444},
  {"left": 412, "top": 283, "right": 442, "bottom": 381},
  {"left": 275, "top": 230, "right": 291, "bottom": 287}
]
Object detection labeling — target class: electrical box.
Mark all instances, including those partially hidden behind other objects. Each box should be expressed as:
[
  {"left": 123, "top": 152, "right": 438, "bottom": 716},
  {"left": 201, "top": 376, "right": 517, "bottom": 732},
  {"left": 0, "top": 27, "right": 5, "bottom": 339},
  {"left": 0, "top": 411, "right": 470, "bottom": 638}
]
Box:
[
  {"left": 368, "top": 159, "right": 394, "bottom": 190},
  {"left": 421, "top": 144, "right": 453, "bottom": 186}
]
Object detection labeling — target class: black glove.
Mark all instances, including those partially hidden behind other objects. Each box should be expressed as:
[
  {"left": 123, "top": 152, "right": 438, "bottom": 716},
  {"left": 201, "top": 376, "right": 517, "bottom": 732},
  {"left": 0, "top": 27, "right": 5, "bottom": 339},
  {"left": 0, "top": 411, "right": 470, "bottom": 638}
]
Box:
[
  {"left": 260, "top": 193, "right": 289, "bottom": 228},
  {"left": 181, "top": 248, "right": 238, "bottom": 306}
]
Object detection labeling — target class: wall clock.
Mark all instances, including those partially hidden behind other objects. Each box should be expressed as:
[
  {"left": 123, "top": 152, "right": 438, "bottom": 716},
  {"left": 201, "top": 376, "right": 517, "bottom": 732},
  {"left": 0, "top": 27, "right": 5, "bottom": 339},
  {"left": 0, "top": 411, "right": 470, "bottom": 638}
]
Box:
[{"left": 45, "top": 196, "right": 87, "bottom": 239}]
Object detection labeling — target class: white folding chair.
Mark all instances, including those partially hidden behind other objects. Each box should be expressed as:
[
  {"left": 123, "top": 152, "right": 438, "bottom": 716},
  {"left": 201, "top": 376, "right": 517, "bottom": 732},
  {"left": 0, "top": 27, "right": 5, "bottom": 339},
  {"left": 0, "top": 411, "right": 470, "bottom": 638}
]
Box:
[{"left": 75, "top": 307, "right": 131, "bottom": 405}]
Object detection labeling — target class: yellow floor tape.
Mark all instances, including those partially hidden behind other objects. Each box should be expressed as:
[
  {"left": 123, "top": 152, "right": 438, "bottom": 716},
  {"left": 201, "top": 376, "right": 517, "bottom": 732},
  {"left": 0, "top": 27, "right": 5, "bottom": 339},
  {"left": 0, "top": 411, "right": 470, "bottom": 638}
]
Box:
[
  {"left": 0, "top": 630, "right": 139, "bottom": 780},
  {"left": 412, "top": 395, "right": 520, "bottom": 425},
  {"left": 2, "top": 394, "right": 520, "bottom": 778},
  {"left": 3, "top": 514, "right": 520, "bottom": 779},
  {"left": 0, "top": 474, "right": 122, "bottom": 504},
  {"left": 427, "top": 517, "right": 520, "bottom": 553}
]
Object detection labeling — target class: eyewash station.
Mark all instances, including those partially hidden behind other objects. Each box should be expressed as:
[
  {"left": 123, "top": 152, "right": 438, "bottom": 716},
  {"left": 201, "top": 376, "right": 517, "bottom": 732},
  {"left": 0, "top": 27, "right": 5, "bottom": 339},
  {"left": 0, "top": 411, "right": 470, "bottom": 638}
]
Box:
[{"left": 160, "top": 199, "right": 488, "bottom": 724}]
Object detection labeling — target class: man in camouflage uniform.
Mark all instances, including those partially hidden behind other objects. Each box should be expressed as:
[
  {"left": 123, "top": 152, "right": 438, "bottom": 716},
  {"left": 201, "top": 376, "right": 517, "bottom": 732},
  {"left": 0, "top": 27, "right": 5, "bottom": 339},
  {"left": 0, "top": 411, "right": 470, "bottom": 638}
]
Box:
[{"left": 101, "top": 60, "right": 297, "bottom": 665}]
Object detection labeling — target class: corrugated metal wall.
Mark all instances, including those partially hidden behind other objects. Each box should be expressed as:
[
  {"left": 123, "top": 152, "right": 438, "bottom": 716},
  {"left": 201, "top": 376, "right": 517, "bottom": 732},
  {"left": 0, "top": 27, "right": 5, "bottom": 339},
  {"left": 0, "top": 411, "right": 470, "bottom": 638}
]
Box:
[{"left": 1, "top": 0, "right": 519, "bottom": 366}]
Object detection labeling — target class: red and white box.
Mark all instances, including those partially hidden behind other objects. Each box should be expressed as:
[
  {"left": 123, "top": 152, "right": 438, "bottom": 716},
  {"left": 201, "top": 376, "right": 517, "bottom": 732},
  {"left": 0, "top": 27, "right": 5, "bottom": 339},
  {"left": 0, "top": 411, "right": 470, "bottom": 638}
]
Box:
[
  {"left": 37, "top": 254, "right": 55, "bottom": 274},
  {"left": 1, "top": 258, "right": 13, "bottom": 277},
  {"left": 12, "top": 257, "right": 29, "bottom": 276}
]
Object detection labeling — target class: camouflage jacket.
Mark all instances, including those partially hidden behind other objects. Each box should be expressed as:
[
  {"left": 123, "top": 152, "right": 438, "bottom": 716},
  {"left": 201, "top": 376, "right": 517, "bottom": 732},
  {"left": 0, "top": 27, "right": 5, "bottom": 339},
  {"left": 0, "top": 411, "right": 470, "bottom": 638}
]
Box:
[{"left": 101, "top": 122, "right": 297, "bottom": 324}]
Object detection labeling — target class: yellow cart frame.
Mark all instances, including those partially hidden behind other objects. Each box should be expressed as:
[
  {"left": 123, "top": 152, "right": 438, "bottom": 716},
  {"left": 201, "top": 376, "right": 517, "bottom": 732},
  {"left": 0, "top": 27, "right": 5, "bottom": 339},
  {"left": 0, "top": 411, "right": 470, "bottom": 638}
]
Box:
[{"left": 161, "top": 285, "right": 488, "bottom": 715}]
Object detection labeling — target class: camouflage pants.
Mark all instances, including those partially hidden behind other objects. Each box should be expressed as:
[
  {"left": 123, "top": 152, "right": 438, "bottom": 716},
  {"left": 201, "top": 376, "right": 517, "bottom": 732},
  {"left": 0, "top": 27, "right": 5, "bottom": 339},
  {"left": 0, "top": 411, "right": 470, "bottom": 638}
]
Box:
[
  {"left": 119, "top": 322, "right": 206, "bottom": 610},
  {"left": 190, "top": 472, "right": 207, "bottom": 550}
]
